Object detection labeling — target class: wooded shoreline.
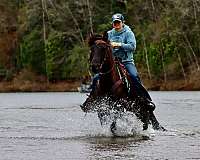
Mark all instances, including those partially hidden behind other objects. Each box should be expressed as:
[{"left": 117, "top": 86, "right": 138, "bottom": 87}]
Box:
[{"left": 0, "top": 1, "right": 199, "bottom": 91}]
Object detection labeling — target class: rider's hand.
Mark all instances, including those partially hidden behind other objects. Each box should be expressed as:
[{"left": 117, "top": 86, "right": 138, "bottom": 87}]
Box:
[{"left": 111, "top": 42, "right": 122, "bottom": 48}]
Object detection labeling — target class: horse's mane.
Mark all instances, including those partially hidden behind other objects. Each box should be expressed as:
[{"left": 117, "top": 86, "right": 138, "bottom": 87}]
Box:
[{"left": 88, "top": 32, "right": 109, "bottom": 46}]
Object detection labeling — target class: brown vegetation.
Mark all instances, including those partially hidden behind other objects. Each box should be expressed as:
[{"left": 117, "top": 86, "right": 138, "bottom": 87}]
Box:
[
  {"left": 0, "top": 69, "right": 79, "bottom": 92},
  {"left": 0, "top": 2, "right": 17, "bottom": 69},
  {"left": 142, "top": 64, "right": 200, "bottom": 91},
  {"left": 0, "top": 66, "right": 199, "bottom": 92}
]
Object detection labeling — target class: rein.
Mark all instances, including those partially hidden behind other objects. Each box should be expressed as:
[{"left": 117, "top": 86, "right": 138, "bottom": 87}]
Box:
[
  {"left": 99, "top": 64, "right": 115, "bottom": 75},
  {"left": 94, "top": 41, "right": 115, "bottom": 75},
  {"left": 90, "top": 37, "right": 129, "bottom": 94},
  {"left": 95, "top": 42, "right": 128, "bottom": 92}
]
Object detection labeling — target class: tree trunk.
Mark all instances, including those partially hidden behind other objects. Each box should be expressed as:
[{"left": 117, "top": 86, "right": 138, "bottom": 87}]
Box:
[
  {"left": 177, "top": 52, "right": 187, "bottom": 82},
  {"left": 86, "top": 0, "right": 93, "bottom": 34},
  {"left": 41, "top": 0, "right": 47, "bottom": 44},
  {"left": 161, "top": 42, "right": 167, "bottom": 83},
  {"left": 142, "top": 34, "right": 152, "bottom": 81},
  {"left": 183, "top": 33, "right": 200, "bottom": 71},
  {"left": 66, "top": 4, "right": 85, "bottom": 46}
]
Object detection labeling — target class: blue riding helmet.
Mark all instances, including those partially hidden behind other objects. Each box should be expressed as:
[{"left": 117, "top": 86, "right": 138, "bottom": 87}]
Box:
[{"left": 112, "top": 13, "right": 124, "bottom": 23}]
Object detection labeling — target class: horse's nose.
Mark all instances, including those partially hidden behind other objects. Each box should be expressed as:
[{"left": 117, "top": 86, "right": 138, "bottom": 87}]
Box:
[{"left": 91, "top": 64, "right": 100, "bottom": 73}]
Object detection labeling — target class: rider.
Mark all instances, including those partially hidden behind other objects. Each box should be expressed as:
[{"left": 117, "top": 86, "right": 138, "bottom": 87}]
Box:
[{"left": 91, "top": 13, "right": 155, "bottom": 108}]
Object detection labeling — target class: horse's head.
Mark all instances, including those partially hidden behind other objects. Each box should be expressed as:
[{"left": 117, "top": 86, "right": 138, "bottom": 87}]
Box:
[{"left": 88, "top": 33, "right": 111, "bottom": 73}]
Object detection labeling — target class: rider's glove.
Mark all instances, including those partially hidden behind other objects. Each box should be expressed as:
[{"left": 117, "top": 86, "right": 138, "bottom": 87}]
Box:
[{"left": 111, "top": 42, "right": 122, "bottom": 48}]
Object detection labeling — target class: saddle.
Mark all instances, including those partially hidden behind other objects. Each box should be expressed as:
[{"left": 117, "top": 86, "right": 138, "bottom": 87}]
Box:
[{"left": 111, "top": 59, "right": 131, "bottom": 94}]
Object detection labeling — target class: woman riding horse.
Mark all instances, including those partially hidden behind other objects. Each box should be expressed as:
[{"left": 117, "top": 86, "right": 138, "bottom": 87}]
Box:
[
  {"left": 81, "top": 35, "right": 166, "bottom": 131},
  {"left": 81, "top": 13, "right": 166, "bottom": 131},
  {"left": 91, "top": 13, "right": 155, "bottom": 108}
]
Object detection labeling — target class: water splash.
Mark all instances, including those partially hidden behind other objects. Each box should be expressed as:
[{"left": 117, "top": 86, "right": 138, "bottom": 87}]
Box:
[{"left": 83, "top": 96, "right": 151, "bottom": 139}]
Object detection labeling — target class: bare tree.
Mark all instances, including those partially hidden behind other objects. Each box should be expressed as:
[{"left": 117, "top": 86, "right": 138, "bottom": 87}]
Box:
[
  {"left": 142, "top": 34, "right": 152, "bottom": 80},
  {"left": 183, "top": 33, "right": 200, "bottom": 71},
  {"left": 192, "top": 0, "right": 198, "bottom": 25},
  {"left": 177, "top": 51, "right": 187, "bottom": 82},
  {"left": 86, "top": 0, "right": 93, "bottom": 34},
  {"left": 161, "top": 42, "right": 167, "bottom": 83},
  {"left": 41, "top": 0, "right": 48, "bottom": 81},
  {"left": 47, "top": 0, "right": 85, "bottom": 46},
  {"left": 41, "top": 0, "right": 47, "bottom": 45}
]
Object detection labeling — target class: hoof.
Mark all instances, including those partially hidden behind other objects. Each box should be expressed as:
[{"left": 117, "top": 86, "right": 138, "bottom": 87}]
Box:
[
  {"left": 80, "top": 104, "right": 86, "bottom": 112},
  {"left": 80, "top": 104, "right": 89, "bottom": 112},
  {"left": 110, "top": 121, "right": 117, "bottom": 135},
  {"left": 152, "top": 124, "right": 167, "bottom": 131},
  {"left": 143, "top": 122, "right": 148, "bottom": 130}
]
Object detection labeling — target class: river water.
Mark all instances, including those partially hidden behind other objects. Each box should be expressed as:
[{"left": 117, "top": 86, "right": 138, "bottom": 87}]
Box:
[{"left": 0, "top": 91, "right": 199, "bottom": 160}]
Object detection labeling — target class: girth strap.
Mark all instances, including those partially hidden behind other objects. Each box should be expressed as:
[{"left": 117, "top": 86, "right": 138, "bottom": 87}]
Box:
[{"left": 111, "top": 79, "right": 123, "bottom": 93}]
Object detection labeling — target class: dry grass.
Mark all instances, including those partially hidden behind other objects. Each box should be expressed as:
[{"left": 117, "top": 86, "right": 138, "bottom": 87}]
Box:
[
  {"left": 0, "top": 81, "right": 80, "bottom": 92},
  {"left": 0, "top": 64, "right": 199, "bottom": 92},
  {"left": 0, "top": 69, "right": 80, "bottom": 92},
  {"left": 141, "top": 63, "right": 200, "bottom": 91}
]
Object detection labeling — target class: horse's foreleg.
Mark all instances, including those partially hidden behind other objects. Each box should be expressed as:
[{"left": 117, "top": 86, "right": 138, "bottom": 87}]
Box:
[
  {"left": 80, "top": 96, "right": 93, "bottom": 112},
  {"left": 110, "top": 121, "right": 117, "bottom": 135},
  {"left": 80, "top": 89, "right": 100, "bottom": 112},
  {"left": 140, "top": 110, "right": 150, "bottom": 130},
  {"left": 97, "top": 112, "right": 105, "bottom": 126}
]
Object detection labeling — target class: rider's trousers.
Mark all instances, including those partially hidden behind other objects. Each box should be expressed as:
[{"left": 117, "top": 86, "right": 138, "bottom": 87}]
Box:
[
  {"left": 123, "top": 61, "right": 152, "bottom": 100},
  {"left": 89, "top": 74, "right": 100, "bottom": 91}
]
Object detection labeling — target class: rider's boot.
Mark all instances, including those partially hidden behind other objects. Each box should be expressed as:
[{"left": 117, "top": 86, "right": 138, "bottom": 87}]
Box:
[
  {"left": 136, "top": 96, "right": 156, "bottom": 111},
  {"left": 146, "top": 99, "right": 156, "bottom": 111}
]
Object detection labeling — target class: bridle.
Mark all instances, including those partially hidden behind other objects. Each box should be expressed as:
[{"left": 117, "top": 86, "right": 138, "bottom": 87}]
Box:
[{"left": 91, "top": 40, "right": 115, "bottom": 75}]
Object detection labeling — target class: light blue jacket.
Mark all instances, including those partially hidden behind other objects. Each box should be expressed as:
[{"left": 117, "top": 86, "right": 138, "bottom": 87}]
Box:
[{"left": 107, "top": 24, "right": 136, "bottom": 62}]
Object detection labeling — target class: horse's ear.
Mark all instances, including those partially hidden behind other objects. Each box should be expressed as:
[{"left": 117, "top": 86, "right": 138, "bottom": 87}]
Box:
[
  {"left": 89, "top": 32, "right": 94, "bottom": 39},
  {"left": 88, "top": 32, "right": 94, "bottom": 46},
  {"left": 102, "top": 31, "right": 108, "bottom": 42}
]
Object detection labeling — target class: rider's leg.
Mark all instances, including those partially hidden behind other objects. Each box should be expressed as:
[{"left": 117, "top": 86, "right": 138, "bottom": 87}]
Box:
[
  {"left": 122, "top": 62, "right": 163, "bottom": 129},
  {"left": 123, "top": 61, "right": 152, "bottom": 100},
  {"left": 89, "top": 73, "right": 100, "bottom": 91}
]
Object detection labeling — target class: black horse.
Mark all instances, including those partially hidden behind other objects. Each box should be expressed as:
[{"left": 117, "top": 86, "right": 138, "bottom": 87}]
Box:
[{"left": 81, "top": 33, "right": 165, "bottom": 133}]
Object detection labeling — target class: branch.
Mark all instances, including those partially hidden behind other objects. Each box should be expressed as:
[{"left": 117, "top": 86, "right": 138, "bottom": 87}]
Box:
[{"left": 47, "top": 0, "right": 85, "bottom": 46}]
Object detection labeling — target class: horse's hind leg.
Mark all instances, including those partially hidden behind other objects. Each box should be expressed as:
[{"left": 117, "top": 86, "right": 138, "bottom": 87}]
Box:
[
  {"left": 141, "top": 110, "right": 150, "bottom": 130},
  {"left": 97, "top": 110, "right": 111, "bottom": 126},
  {"left": 127, "top": 101, "right": 150, "bottom": 130},
  {"left": 97, "top": 112, "right": 105, "bottom": 126},
  {"left": 98, "top": 111, "right": 118, "bottom": 135},
  {"left": 149, "top": 111, "right": 166, "bottom": 131}
]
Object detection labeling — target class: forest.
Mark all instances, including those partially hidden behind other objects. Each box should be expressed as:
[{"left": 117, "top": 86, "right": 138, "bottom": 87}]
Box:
[{"left": 0, "top": 0, "right": 199, "bottom": 91}]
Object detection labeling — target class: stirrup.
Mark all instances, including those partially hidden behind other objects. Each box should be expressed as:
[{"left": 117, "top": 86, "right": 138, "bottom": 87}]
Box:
[{"left": 147, "top": 101, "right": 156, "bottom": 111}]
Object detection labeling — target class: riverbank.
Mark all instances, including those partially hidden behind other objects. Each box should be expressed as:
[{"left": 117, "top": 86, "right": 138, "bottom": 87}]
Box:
[
  {"left": 0, "top": 81, "right": 80, "bottom": 92},
  {"left": 0, "top": 66, "right": 199, "bottom": 92},
  {"left": 0, "top": 77, "right": 199, "bottom": 92},
  {"left": 144, "top": 79, "right": 200, "bottom": 91}
]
